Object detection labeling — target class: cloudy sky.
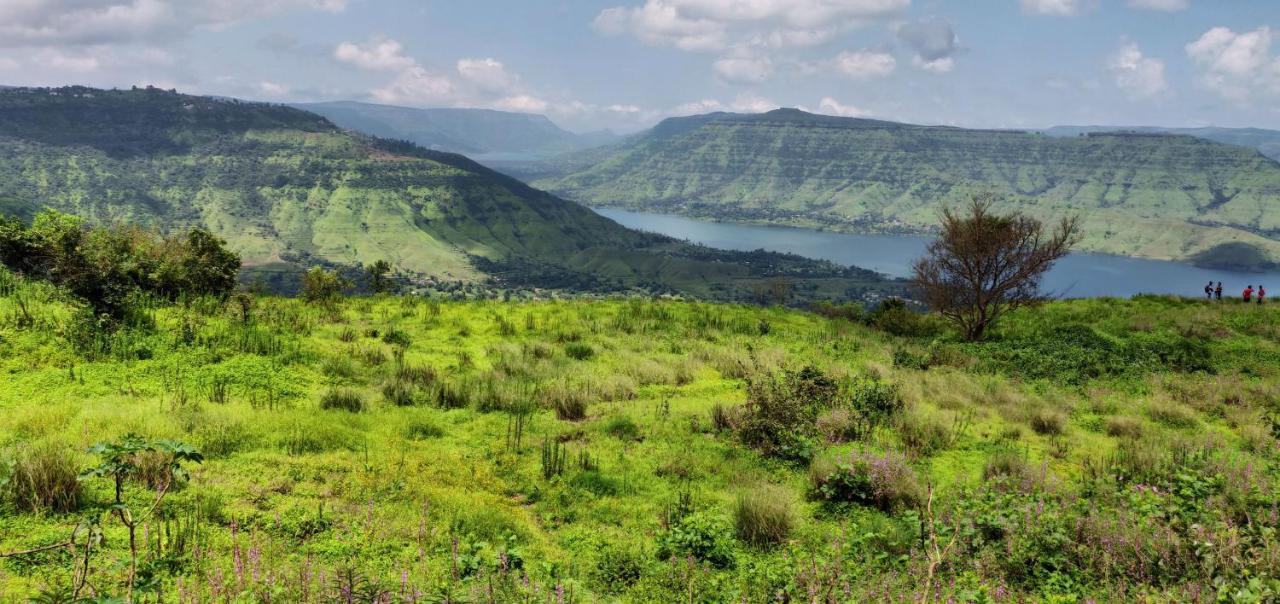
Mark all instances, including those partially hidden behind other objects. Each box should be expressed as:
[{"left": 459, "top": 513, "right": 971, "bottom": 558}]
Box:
[{"left": 2, "top": 0, "right": 1279, "bottom": 133}]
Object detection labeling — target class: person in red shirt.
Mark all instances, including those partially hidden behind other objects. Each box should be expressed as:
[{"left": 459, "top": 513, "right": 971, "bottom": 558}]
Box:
[
  {"left": 1243, "top": 285, "right": 1254, "bottom": 303},
  {"left": 1259, "top": 285, "right": 1267, "bottom": 305}
]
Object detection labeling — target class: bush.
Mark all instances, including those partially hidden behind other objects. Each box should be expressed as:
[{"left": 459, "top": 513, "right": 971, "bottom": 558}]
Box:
[
  {"left": 655, "top": 511, "right": 736, "bottom": 569},
  {"left": 897, "top": 409, "right": 952, "bottom": 456},
  {"left": 544, "top": 382, "right": 589, "bottom": 421},
  {"left": 809, "top": 450, "right": 922, "bottom": 512},
  {"left": 605, "top": 415, "right": 642, "bottom": 441},
  {"left": 1105, "top": 415, "right": 1144, "bottom": 439},
  {"left": 6, "top": 443, "right": 82, "bottom": 513},
  {"left": 1029, "top": 409, "right": 1067, "bottom": 435},
  {"left": 1146, "top": 400, "right": 1197, "bottom": 429},
  {"left": 733, "top": 486, "right": 794, "bottom": 548},
  {"left": 867, "top": 299, "right": 940, "bottom": 338},
  {"left": 591, "top": 542, "right": 647, "bottom": 594},
  {"left": 319, "top": 388, "right": 364, "bottom": 412},
  {"left": 982, "top": 450, "right": 1033, "bottom": 485},
  {"left": 403, "top": 419, "right": 445, "bottom": 440},
  {"left": 736, "top": 366, "right": 837, "bottom": 460}
]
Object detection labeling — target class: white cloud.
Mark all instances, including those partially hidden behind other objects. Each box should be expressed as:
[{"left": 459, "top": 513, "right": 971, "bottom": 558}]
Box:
[
  {"left": 672, "top": 93, "right": 779, "bottom": 115},
  {"left": 0, "top": 0, "right": 346, "bottom": 48},
  {"left": 493, "top": 94, "right": 549, "bottom": 113},
  {"left": 1107, "top": 41, "right": 1168, "bottom": 100},
  {"left": 256, "top": 80, "right": 290, "bottom": 96},
  {"left": 833, "top": 50, "right": 896, "bottom": 79},
  {"left": 816, "top": 97, "right": 872, "bottom": 117},
  {"left": 456, "top": 58, "right": 518, "bottom": 93},
  {"left": 1019, "top": 0, "right": 1093, "bottom": 17},
  {"left": 712, "top": 54, "right": 773, "bottom": 84},
  {"left": 334, "top": 36, "right": 416, "bottom": 71},
  {"left": 372, "top": 65, "right": 457, "bottom": 105},
  {"left": 594, "top": 0, "right": 909, "bottom": 53},
  {"left": 1126, "top": 0, "right": 1189, "bottom": 11},
  {"left": 1186, "top": 26, "right": 1280, "bottom": 102},
  {"left": 914, "top": 56, "right": 954, "bottom": 74}
]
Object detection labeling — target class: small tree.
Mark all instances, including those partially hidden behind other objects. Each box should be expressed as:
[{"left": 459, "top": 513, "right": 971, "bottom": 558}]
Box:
[
  {"left": 911, "top": 194, "right": 1080, "bottom": 341},
  {"left": 365, "top": 259, "right": 393, "bottom": 294},
  {"left": 301, "top": 266, "right": 351, "bottom": 304}
]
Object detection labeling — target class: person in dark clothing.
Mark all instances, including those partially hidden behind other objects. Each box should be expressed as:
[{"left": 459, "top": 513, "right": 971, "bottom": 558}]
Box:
[
  {"left": 1205, "top": 281, "right": 1214, "bottom": 300},
  {"left": 1215, "top": 282, "right": 1224, "bottom": 301}
]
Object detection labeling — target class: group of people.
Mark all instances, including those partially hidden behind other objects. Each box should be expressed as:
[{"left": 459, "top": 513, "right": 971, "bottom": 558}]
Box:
[{"left": 1204, "top": 281, "right": 1267, "bottom": 304}]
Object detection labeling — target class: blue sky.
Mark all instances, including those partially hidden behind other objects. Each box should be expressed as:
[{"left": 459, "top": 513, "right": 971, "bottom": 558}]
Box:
[{"left": 2, "top": 1, "right": 1279, "bottom": 133}]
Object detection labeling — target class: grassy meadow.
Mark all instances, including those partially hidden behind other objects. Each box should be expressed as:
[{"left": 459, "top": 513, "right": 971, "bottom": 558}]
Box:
[{"left": 2, "top": 269, "right": 1280, "bottom": 602}]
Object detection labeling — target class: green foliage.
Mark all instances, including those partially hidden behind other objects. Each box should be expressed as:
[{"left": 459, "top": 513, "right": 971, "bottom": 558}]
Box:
[
  {"left": 5, "top": 442, "right": 81, "bottom": 513},
  {"left": 300, "top": 268, "right": 351, "bottom": 305},
  {"left": 656, "top": 510, "right": 736, "bottom": 569},
  {"left": 809, "top": 450, "right": 923, "bottom": 512}
]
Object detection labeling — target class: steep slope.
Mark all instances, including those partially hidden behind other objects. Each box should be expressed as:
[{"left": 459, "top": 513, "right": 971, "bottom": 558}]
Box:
[
  {"left": 538, "top": 109, "right": 1280, "bottom": 268},
  {"left": 294, "top": 101, "right": 619, "bottom": 161},
  {"left": 1044, "top": 125, "right": 1280, "bottom": 162},
  {"left": 0, "top": 87, "right": 885, "bottom": 300}
]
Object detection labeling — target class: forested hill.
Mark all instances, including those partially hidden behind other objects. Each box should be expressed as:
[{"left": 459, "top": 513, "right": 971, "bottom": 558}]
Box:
[
  {"left": 1043, "top": 125, "right": 1280, "bottom": 162},
  {"left": 0, "top": 87, "right": 885, "bottom": 301},
  {"left": 535, "top": 108, "right": 1280, "bottom": 270}
]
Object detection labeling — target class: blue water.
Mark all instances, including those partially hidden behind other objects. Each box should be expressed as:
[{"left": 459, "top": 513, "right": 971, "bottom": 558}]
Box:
[{"left": 597, "top": 208, "right": 1280, "bottom": 299}]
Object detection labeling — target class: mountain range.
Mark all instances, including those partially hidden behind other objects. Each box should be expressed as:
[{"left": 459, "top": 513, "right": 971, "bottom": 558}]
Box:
[
  {"left": 532, "top": 109, "right": 1280, "bottom": 270},
  {"left": 0, "top": 87, "right": 884, "bottom": 301},
  {"left": 293, "top": 101, "right": 618, "bottom": 162}
]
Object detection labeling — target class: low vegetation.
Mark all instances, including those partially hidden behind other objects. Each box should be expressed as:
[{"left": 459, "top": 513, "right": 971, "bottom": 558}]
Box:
[{"left": 1, "top": 259, "right": 1280, "bottom": 601}]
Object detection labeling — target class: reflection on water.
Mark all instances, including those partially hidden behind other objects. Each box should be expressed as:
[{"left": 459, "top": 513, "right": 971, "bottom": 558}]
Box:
[{"left": 598, "top": 208, "right": 1280, "bottom": 299}]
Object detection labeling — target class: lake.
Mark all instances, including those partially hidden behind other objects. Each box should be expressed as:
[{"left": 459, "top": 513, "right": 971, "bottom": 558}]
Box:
[{"left": 597, "top": 208, "right": 1280, "bottom": 299}]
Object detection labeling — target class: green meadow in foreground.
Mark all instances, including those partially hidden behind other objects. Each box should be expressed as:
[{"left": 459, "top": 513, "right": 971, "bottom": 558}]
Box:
[{"left": 2, "top": 269, "right": 1280, "bottom": 602}]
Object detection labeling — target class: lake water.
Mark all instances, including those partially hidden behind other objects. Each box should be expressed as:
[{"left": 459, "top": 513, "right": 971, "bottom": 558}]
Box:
[{"left": 597, "top": 208, "right": 1280, "bottom": 299}]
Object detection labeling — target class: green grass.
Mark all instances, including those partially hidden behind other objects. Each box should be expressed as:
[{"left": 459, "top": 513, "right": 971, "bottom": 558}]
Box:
[{"left": 1, "top": 275, "right": 1279, "bottom": 600}]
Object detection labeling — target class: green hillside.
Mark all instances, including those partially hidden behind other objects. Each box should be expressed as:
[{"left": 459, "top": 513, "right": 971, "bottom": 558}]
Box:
[
  {"left": 3, "top": 267, "right": 1280, "bottom": 600},
  {"left": 294, "top": 101, "right": 619, "bottom": 161},
  {"left": 1044, "top": 124, "right": 1280, "bottom": 162},
  {"left": 537, "top": 109, "right": 1280, "bottom": 269},
  {"left": 0, "top": 87, "right": 884, "bottom": 302}
]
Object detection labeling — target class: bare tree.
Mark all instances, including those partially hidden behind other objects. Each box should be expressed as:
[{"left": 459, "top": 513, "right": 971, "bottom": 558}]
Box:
[{"left": 911, "top": 194, "right": 1081, "bottom": 341}]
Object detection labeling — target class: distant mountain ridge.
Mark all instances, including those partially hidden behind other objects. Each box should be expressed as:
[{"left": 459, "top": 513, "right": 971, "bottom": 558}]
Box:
[
  {"left": 293, "top": 101, "right": 619, "bottom": 161},
  {"left": 534, "top": 108, "right": 1280, "bottom": 270},
  {"left": 0, "top": 86, "right": 883, "bottom": 301},
  {"left": 1042, "top": 125, "right": 1280, "bottom": 162}
]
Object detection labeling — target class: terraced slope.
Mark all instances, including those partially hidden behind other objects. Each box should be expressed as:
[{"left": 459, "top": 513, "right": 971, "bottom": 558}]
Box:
[
  {"left": 0, "top": 87, "right": 883, "bottom": 300},
  {"left": 537, "top": 109, "right": 1280, "bottom": 269}
]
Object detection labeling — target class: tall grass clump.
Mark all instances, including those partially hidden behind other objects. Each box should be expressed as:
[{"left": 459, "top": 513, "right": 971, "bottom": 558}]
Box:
[
  {"left": 5, "top": 443, "right": 82, "bottom": 513},
  {"left": 733, "top": 485, "right": 794, "bottom": 548},
  {"left": 319, "top": 388, "right": 365, "bottom": 412}
]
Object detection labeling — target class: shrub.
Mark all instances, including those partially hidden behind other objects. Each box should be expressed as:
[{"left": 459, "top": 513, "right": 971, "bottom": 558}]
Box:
[
  {"left": 564, "top": 342, "right": 595, "bottom": 361},
  {"left": 809, "top": 450, "right": 922, "bottom": 512},
  {"left": 655, "top": 511, "right": 736, "bottom": 569},
  {"left": 1146, "top": 400, "right": 1197, "bottom": 429},
  {"left": 736, "top": 366, "right": 837, "bottom": 460},
  {"left": 733, "top": 485, "right": 794, "bottom": 548},
  {"left": 591, "top": 542, "right": 646, "bottom": 593},
  {"left": 6, "top": 443, "right": 82, "bottom": 513},
  {"left": 320, "top": 355, "right": 358, "bottom": 380},
  {"left": 892, "top": 348, "right": 930, "bottom": 370},
  {"left": 1105, "top": 415, "right": 1144, "bottom": 439},
  {"left": 319, "top": 388, "right": 364, "bottom": 412},
  {"left": 570, "top": 470, "right": 620, "bottom": 496},
  {"left": 867, "top": 299, "right": 940, "bottom": 338},
  {"left": 815, "top": 408, "right": 865, "bottom": 444},
  {"left": 1029, "top": 409, "right": 1066, "bottom": 435},
  {"left": 605, "top": 415, "right": 642, "bottom": 441},
  {"left": 381, "top": 327, "right": 411, "bottom": 347},
  {"left": 982, "top": 450, "right": 1033, "bottom": 485}
]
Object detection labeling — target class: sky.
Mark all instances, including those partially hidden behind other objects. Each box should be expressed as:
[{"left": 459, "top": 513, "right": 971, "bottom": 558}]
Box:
[{"left": 2, "top": 1, "right": 1280, "bottom": 133}]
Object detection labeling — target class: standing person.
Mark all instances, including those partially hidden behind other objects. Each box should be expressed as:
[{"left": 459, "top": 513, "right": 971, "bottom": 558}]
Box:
[
  {"left": 1244, "top": 285, "right": 1254, "bottom": 303},
  {"left": 1205, "top": 281, "right": 1214, "bottom": 300},
  {"left": 1259, "top": 285, "right": 1266, "bottom": 305},
  {"left": 1215, "top": 282, "right": 1224, "bottom": 301}
]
